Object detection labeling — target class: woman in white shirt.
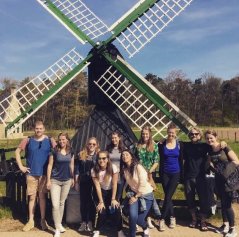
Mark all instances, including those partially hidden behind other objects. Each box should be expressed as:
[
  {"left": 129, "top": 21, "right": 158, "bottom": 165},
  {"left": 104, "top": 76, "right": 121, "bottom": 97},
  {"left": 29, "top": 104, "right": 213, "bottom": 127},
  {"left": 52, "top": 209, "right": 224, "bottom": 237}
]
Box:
[
  {"left": 91, "top": 151, "right": 125, "bottom": 237},
  {"left": 121, "top": 149, "right": 154, "bottom": 237}
]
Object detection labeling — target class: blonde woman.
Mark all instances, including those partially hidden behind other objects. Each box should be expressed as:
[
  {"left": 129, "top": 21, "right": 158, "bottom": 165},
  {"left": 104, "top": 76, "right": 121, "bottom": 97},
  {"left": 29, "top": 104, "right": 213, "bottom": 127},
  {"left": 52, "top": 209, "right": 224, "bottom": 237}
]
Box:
[
  {"left": 75, "top": 137, "right": 100, "bottom": 232},
  {"left": 205, "top": 129, "right": 239, "bottom": 237}
]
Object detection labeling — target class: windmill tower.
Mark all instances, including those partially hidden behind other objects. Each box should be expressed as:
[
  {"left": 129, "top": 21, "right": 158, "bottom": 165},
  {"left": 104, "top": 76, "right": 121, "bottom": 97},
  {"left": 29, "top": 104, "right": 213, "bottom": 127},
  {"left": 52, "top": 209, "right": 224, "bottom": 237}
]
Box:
[{"left": 0, "top": 0, "right": 196, "bottom": 149}]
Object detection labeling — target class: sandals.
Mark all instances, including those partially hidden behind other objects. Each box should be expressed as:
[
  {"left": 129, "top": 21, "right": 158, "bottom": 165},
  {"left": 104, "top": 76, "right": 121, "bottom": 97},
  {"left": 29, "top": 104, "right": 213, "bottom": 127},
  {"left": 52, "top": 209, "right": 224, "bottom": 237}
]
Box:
[
  {"left": 189, "top": 220, "right": 197, "bottom": 228},
  {"left": 200, "top": 222, "right": 208, "bottom": 231}
]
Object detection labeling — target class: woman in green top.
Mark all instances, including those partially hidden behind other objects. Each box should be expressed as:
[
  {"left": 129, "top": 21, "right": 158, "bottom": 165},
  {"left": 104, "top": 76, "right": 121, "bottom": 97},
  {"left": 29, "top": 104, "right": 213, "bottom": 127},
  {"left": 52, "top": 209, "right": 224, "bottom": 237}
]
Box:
[{"left": 135, "top": 125, "right": 160, "bottom": 228}]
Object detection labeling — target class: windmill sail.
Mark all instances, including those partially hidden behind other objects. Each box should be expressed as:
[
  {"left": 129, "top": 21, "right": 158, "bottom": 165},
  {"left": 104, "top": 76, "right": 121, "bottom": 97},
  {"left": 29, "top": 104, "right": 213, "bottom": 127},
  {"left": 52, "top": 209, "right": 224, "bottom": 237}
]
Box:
[
  {"left": 1, "top": 48, "right": 89, "bottom": 136},
  {"left": 36, "top": 0, "right": 109, "bottom": 45},
  {"left": 94, "top": 54, "right": 196, "bottom": 138},
  {"left": 108, "top": 0, "right": 193, "bottom": 58}
]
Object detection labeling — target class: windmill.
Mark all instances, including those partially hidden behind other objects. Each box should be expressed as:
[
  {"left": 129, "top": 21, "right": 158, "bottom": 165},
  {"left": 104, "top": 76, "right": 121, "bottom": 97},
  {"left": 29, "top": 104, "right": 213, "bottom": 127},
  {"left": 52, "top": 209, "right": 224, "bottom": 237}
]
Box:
[{"left": 0, "top": 0, "right": 196, "bottom": 148}]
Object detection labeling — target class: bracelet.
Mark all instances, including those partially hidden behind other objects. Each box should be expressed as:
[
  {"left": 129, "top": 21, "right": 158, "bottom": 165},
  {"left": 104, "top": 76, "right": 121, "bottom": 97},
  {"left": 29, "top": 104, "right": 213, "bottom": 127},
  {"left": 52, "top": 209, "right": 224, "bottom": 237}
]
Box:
[
  {"left": 111, "top": 199, "right": 116, "bottom": 201},
  {"left": 99, "top": 201, "right": 104, "bottom": 204}
]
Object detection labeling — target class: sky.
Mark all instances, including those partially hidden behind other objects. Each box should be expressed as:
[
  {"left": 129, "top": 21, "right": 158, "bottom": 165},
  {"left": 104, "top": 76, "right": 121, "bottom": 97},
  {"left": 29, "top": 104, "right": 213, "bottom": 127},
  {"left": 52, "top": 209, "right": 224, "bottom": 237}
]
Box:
[{"left": 0, "top": 0, "right": 239, "bottom": 83}]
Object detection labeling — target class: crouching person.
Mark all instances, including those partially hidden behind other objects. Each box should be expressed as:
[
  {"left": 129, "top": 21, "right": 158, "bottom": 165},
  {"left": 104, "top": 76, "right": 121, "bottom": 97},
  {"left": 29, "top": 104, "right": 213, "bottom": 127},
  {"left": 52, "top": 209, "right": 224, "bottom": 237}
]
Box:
[
  {"left": 91, "top": 151, "right": 125, "bottom": 237},
  {"left": 121, "top": 149, "right": 154, "bottom": 237}
]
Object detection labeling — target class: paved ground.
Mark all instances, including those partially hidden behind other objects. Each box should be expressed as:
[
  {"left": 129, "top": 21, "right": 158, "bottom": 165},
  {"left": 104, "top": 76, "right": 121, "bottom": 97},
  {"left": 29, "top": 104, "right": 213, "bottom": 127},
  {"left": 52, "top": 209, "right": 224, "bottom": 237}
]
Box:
[{"left": 1, "top": 224, "right": 238, "bottom": 237}]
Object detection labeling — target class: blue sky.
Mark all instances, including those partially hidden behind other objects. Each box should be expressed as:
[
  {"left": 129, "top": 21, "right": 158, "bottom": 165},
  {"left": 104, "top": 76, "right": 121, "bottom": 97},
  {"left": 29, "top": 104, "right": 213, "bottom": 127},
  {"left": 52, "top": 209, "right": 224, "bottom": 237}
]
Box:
[{"left": 0, "top": 0, "right": 239, "bottom": 82}]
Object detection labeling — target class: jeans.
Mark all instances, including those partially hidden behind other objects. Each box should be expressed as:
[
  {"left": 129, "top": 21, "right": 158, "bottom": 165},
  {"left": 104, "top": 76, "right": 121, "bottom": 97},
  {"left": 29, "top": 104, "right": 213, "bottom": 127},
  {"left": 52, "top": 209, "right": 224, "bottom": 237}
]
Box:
[
  {"left": 129, "top": 193, "right": 153, "bottom": 237},
  {"left": 50, "top": 179, "right": 71, "bottom": 229},
  {"left": 161, "top": 172, "right": 180, "bottom": 219}
]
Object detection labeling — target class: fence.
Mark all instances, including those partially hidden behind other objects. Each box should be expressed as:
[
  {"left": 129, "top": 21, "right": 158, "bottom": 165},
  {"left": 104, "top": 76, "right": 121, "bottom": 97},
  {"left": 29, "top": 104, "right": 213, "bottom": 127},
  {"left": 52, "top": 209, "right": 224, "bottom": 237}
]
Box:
[
  {"left": 0, "top": 148, "right": 28, "bottom": 219},
  {"left": 1, "top": 148, "right": 229, "bottom": 222}
]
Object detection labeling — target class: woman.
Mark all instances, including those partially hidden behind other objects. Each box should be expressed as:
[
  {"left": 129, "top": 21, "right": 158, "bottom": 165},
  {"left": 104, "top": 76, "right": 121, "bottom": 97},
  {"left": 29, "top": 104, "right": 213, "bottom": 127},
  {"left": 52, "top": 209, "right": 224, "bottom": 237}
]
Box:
[
  {"left": 135, "top": 126, "right": 160, "bottom": 228},
  {"left": 158, "top": 124, "right": 183, "bottom": 231},
  {"left": 47, "top": 133, "right": 74, "bottom": 237},
  {"left": 205, "top": 129, "right": 239, "bottom": 237},
  {"left": 91, "top": 151, "right": 125, "bottom": 237},
  {"left": 75, "top": 137, "right": 100, "bottom": 232},
  {"left": 121, "top": 149, "right": 154, "bottom": 237},
  {"left": 106, "top": 131, "right": 125, "bottom": 201}
]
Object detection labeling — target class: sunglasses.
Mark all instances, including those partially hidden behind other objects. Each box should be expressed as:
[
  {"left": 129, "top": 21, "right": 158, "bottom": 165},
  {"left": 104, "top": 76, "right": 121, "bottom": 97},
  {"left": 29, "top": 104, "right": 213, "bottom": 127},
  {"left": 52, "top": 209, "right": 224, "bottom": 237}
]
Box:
[
  {"left": 190, "top": 132, "right": 199, "bottom": 136},
  {"left": 88, "top": 143, "right": 96, "bottom": 146},
  {"left": 38, "top": 141, "right": 42, "bottom": 149},
  {"left": 98, "top": 157, "right": 107, "bottom": 161}
]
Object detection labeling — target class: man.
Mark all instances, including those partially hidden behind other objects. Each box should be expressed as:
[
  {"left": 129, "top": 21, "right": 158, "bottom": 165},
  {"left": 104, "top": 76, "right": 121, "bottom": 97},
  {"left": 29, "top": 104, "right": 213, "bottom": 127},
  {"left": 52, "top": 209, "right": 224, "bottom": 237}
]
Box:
[
  {"left": 15, "top": 121, "right": 56, "bottom": 232},
  {"left": 183, "top": 127, "right": 214, "bottom": 231}
]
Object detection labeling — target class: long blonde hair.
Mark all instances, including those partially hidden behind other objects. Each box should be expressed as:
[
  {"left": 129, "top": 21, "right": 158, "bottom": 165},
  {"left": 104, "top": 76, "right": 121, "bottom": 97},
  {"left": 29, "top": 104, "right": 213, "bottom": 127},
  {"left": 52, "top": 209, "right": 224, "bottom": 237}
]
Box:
[
  {"left": 137, "top": 126, "right": 154, "bottom": 152},
  {"left": 79, "top": 137, "right": 100, "bottom": 160}
]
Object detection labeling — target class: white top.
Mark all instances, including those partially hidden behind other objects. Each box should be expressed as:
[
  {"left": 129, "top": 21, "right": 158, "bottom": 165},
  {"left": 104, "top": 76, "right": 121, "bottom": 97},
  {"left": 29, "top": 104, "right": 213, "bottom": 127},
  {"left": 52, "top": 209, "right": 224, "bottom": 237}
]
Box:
[
  {"left": 91, "top": 164, "right": 118, "bottom": 190},
  {"left": 124, "top": 164, "right": 153, "bottom": 196}
]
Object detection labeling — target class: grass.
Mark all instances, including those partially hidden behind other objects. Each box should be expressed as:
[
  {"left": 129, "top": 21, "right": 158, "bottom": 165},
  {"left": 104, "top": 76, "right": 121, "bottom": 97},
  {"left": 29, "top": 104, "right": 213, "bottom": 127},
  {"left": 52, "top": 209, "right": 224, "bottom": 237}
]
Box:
[{"left": 0, "top": 128, "right": 239, "bottom": 220}]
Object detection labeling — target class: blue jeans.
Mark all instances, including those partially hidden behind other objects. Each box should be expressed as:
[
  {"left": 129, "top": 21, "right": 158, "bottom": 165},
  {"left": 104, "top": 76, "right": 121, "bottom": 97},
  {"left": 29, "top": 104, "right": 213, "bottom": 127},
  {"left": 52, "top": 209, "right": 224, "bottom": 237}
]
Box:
[{"left": 129, "top": 193, "right": 153, "bottom": 237}]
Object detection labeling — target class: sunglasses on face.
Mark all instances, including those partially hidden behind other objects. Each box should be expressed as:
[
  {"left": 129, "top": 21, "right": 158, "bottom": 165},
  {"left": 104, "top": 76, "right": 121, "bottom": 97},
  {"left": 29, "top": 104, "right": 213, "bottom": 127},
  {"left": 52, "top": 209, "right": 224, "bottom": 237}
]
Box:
[
  {"left": 98, "top": 157, "right": 107, "bottom": 161},
  {"left": 88, "top": 143, "right": 96, "bottom": 146},
  {"left": 190, "top": 132, "right": 199, "bottom": 136}
]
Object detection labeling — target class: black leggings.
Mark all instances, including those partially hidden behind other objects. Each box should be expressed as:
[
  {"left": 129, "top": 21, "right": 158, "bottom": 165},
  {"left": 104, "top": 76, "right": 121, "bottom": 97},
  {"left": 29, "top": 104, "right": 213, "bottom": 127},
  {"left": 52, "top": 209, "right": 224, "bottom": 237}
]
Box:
[
  {"left": 94, "top": 189, "right": 123, "bottom": 231},
  {"left": 215, "top": 175, "right": 235, "bottom": 227},
  {"left": 80, "top": 181, "right": 95, "bottom": 223},
  {"left": 184, "top": 176, "right": 213, "bottom": 215},
  {"left": 161, "top": 172, "right": 180, "bottom": 219}
]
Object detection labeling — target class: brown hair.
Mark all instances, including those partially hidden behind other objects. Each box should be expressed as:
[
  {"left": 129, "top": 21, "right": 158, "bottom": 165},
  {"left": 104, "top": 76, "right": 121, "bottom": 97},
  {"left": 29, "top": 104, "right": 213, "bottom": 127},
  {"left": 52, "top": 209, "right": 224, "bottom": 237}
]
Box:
[
  {"left": 79, "top": 137, "right": 100, "bottom": 160},
  {"left": 137, "top": 126, "right": 154, "bottom": 152},
  {"left": 106, "top": 131, "right": 125, "bottom": 153},
  {"left": 204, "top": 129, "right": 217, "bottom": 138},
  {"left": 93, "top": 151, "right": 113, "bottom": 182},
  {"left": 56, "top": 132, "right": 71, "bottom": 153},
  {"left": 34, "top": 120, "right": 44, "bottom": 128}
]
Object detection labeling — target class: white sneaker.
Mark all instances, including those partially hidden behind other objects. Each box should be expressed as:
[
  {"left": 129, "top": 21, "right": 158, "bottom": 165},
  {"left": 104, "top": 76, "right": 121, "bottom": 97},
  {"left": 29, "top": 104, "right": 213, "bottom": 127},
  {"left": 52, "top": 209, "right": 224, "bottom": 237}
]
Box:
[
  {"left": 118, "top": 230, "right": 126, "bottom": 237},
  {"left": 59, "top": 224, "right": 66, "bottom": 233},
  {"left": 169, "top": 217, "right": 176, "bottom": 229},
  {"left": 159, "top": 219, "right": 166, "bottom": 231},
  {"left": 211, "top": 204, "right": 217, "bottom": 215},
  {"left": 147, "top": 217, "right": 154, "bottom": 229},
  {"left": 87, "top": 221, "right": 93, "bottom": 231},
  {"left": 78, "top": 222, "right": 87, "bottom": 232},
  {"left": 136, "top": 224, "right": 140, "bottom": 231},
  {"left": 54, "top": 229, "right": 61, "bottom": 237},
  {"left": 216, "top": 223, "right": 230, "bottom": 234},
  {"left": 143, "top": 227, "right": 150, "bottom": 237},
  {"left": 92, "top": 230, "right": 100, "bottom": 237},
  {"left": 225, "top": 228, "right": 238, "bottom": 237}
]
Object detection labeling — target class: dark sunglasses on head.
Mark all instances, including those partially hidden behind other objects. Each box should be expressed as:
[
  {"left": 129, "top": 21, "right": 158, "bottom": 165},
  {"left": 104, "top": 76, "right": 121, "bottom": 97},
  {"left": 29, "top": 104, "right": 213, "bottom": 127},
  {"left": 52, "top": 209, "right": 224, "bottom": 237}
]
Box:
[
  {"left": 190, "top": 132, "right": 199, "bottom": 136},
  {"left": 98, "top": 157, "right": 107, "bottom": 161}
]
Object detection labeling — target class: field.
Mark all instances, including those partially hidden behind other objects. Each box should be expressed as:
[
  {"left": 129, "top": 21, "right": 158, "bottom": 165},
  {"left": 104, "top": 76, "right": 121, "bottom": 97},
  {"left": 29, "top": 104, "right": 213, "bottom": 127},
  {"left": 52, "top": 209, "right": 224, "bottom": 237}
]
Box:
[{"left": 0, "top": 127, "right": 239, "bottom": 228}]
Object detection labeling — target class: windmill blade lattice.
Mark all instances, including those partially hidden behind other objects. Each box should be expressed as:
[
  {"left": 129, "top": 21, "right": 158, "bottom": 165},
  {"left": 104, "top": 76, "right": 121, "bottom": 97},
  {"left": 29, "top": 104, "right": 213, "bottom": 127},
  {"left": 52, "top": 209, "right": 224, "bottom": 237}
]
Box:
[
  {"left": 109, "top": 0, "right": 193, "bottom": 58},
  {"left": 94, "top": 56, "right": 196, "bottom": 138},
  {"left": 1, "top": 48, "right": 88, "bottom": 135},
  {"left": 37, "top": 0, "right": 109, "bottom": 44}
]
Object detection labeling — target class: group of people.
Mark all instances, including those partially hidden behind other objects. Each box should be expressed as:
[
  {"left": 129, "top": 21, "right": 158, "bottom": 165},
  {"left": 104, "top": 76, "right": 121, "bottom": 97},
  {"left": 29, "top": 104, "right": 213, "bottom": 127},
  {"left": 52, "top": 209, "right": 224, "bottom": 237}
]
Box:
[{"left": 15, "top": 120, "right": 239, "bottom": 237}]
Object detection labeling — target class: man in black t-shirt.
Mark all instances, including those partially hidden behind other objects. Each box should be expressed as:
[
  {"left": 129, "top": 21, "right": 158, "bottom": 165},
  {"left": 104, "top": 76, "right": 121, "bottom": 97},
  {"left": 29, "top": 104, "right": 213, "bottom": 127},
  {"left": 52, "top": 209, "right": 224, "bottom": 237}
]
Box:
[{"left": 183, "top": 127, "right": 213, "bottom": 231}]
